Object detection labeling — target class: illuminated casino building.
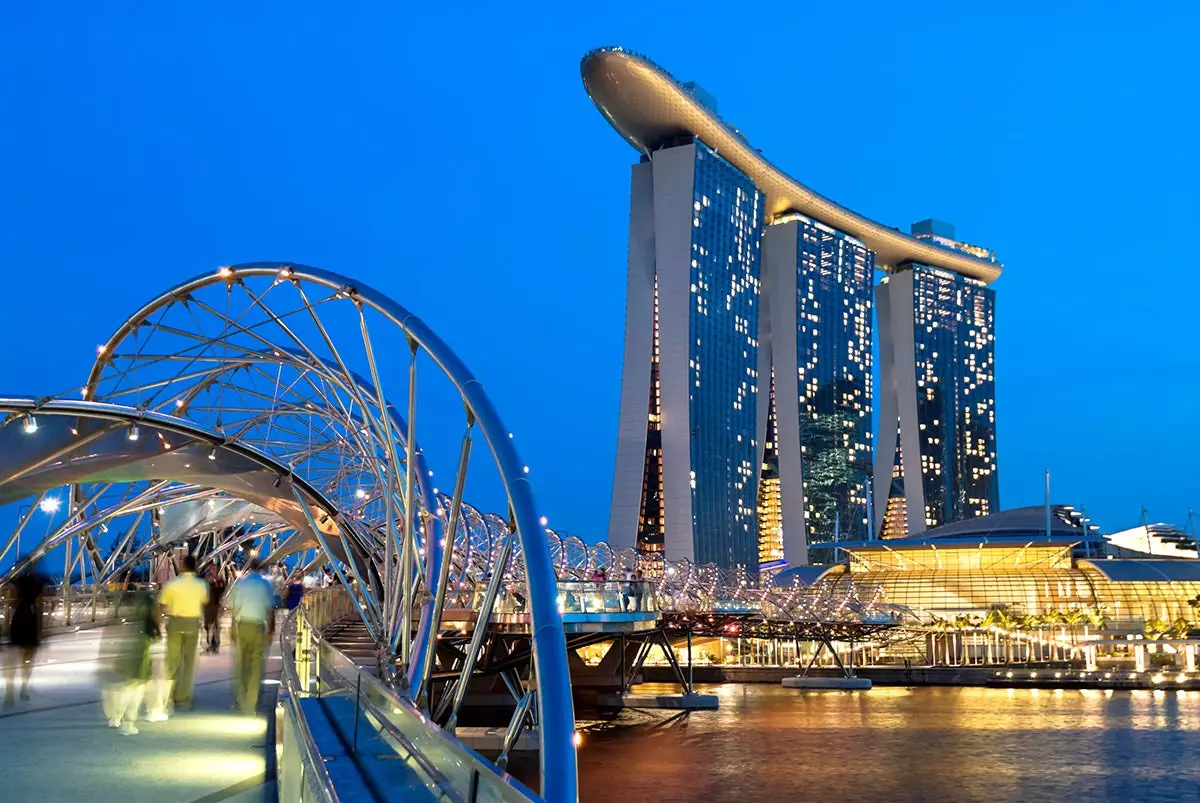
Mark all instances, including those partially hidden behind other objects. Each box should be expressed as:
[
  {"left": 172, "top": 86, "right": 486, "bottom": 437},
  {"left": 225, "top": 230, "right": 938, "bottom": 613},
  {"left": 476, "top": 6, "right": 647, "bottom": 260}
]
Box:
[{"left": 582, "top": 48, "right": 1001, "bottom": 569}]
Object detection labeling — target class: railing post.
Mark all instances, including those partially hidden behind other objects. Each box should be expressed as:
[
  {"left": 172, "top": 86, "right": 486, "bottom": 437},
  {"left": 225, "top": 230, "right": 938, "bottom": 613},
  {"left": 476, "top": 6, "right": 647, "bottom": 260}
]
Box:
[
  {"left": 687, "top": 630, "right": 693, "bottom": 692},
  {"left": 353, "top": 673, "right": 362, "bottom": 756}
]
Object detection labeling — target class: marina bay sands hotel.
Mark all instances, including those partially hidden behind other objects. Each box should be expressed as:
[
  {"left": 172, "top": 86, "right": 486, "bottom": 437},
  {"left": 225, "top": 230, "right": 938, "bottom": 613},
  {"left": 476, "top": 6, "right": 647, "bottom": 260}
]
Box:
[{"left": 582, "top": 48, "right": 1000, "bottom": 571}]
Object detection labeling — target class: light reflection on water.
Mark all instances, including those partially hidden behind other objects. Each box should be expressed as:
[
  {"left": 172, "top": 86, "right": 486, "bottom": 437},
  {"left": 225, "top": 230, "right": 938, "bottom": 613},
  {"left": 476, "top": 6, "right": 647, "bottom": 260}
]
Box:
[{"left": 575, "top": 683, "right": 1200, "bottom": 802}]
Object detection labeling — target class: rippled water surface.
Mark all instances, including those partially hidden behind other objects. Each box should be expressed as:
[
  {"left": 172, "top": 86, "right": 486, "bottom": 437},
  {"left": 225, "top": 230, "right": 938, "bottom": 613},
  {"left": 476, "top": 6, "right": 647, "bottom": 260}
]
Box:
[{"left": 572, "top": 683, "right": 1200, "bottom": 803}]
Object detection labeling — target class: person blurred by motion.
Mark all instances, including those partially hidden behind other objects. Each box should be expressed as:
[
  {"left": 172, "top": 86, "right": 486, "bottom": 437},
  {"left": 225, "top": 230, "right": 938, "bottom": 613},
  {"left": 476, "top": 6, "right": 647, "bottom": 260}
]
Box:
[
  {"left": 203, "top": 565, "right": 226, "bottom": 654},
  {"left": 3, "top": 562, "right": 48, "bottom": 706},
  {"left": 101, "top": 590, "right": 159, "bottom": 735},
  {"left": 157, "top": 554, "right": 208, "bottom": 712},
  {"left": 270, "top": 563, "right": 286, "bottom": 609},
  {"left": 228, "top": 558, "right": 274, "bottom": 715}
]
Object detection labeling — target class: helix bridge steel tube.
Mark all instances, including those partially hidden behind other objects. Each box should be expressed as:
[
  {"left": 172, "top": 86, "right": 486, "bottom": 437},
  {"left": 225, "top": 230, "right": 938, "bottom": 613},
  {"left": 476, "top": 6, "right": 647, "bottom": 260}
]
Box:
[
  {"left": 1, "top": 261, "right": 910, "bottom": 803},
  {"left": 1, "top": 262, "right": 578, "bottom": 802}
]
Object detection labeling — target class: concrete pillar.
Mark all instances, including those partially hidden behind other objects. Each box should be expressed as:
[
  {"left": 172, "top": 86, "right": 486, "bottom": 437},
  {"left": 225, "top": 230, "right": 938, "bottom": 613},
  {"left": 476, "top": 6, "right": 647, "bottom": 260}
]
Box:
[
  {"left": 1135, "top": 644, "right": 1147, "bottom": 672},
  {"left": 1085, "top": 645, "right": 1098, "bottom": 672}
]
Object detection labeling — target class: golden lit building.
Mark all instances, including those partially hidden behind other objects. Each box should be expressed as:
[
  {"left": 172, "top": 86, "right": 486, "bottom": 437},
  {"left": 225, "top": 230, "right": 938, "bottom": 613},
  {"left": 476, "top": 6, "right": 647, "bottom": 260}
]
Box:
[{"left": 782, "top": 507, "right": 1200, "bottom": 627}]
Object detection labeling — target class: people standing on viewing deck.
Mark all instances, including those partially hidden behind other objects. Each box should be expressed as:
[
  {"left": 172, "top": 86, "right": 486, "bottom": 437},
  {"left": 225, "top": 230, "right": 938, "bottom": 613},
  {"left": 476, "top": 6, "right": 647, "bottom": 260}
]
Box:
[
  {"left": 203, "top": 564, "right": 226, "bottom": 654},
  {"left": 624, "top": 566, "right": 643, "bottom": 609},
  {"left": 101, "top": 589, "right": 159, "bottom": 735},
  {"left": 3, "top": 562, "right": 48, "bottom": 706},
  {"left": 632, "top": 569, "right": 647, "bottom": 612},
  {"left": 228, "top": 559, "right": 274, "bottom": 715},
  {"left": 157, "top": 554, "right": 208, "bottom": 713}
]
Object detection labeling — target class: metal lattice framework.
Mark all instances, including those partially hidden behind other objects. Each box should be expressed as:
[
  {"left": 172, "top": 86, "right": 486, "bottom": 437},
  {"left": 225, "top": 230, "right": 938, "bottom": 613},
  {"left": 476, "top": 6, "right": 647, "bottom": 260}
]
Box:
[
  {"left": 1, "top": 261, "right": 915, "bottom": 802},
  {"left": 0, "top": 262, "right": 577, "bottom": 802}
]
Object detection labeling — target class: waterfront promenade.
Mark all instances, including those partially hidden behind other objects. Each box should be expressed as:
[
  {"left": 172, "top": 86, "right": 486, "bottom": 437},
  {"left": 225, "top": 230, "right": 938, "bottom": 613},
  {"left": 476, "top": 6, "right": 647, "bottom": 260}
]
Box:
[{"left": 0, "top": 627, "right": 276, "bottom": 803}]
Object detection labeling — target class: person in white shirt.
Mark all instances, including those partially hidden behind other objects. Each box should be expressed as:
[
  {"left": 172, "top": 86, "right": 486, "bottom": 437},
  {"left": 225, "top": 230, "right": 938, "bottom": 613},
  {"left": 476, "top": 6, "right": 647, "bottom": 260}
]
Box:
[{"left": 228, "top": 559, "right": 275, "bottom": 714}]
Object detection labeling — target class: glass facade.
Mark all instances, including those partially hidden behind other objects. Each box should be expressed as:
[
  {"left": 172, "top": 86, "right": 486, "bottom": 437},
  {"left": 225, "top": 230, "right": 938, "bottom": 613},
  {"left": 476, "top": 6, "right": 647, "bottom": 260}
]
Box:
[
  {"left": 792, "top": 217, "right": 874, "bottom": 543},
  {"left": 881, "top": 439, "right": 909, "bottom": 538},
  {"left": 827, "top": 546, "right": 1200, "bottom": 627},
  {"left": 756, "top": 369, "right": 783, "bottom": 565},
  {"left": 893, "top": 263, "right": 998, "bottom": 529},
  {"left": 688, "top": 141, "right": 762, "bottom": 569},
  {"left": 636, "top": 278, "right": 664, "bottom": 557}
]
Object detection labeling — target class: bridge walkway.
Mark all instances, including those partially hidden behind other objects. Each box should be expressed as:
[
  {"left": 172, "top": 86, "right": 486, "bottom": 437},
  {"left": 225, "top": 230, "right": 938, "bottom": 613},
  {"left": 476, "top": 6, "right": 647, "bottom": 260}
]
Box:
[{"left": 0, "top": 626, "right": 278, "bottom": 803}]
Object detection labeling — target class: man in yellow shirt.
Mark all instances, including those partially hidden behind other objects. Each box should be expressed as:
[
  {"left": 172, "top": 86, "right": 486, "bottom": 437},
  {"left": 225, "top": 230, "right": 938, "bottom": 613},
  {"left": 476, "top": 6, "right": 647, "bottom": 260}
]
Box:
[{"left": 158, "top": 554, "right": 209, "bottom": 711}]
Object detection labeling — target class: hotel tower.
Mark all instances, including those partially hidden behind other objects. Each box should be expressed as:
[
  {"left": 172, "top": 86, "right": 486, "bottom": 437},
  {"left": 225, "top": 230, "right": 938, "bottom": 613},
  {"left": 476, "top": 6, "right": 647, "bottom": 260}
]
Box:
[{"left": 582, "top": 48, "right": 1002, "bottom": 569}]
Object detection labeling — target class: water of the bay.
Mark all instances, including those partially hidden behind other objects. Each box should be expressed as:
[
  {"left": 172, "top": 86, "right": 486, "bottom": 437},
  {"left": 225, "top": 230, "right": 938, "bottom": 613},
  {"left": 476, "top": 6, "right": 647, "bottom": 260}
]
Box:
[{"left": 572, "top": 683, "right": 1200, "bottom": 802}]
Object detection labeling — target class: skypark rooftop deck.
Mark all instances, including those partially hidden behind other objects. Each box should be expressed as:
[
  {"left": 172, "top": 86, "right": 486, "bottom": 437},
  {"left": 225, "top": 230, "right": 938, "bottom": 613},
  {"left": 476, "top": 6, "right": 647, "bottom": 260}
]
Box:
[{"left": 581, "top": 47, "right": 1003, "bottom": 284}]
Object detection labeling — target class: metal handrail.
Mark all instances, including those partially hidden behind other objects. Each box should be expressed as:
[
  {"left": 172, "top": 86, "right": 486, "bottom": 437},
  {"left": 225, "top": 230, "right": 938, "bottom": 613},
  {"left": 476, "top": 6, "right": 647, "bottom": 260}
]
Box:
[
  {"left": 290, "top": 588, "right": 540, "bottom": 803},
  {"left": 321, "top": 661, "right": 468, "bottom": 803},
  {"left": 279, "top": 605, "right": 346, "bottom": 803}
]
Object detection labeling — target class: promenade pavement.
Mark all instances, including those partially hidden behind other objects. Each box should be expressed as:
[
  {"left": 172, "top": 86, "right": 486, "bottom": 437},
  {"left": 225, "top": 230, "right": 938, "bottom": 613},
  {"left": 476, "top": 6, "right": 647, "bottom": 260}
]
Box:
[{"left": 0, "top": 625, "right": 279, "bottom": 803}]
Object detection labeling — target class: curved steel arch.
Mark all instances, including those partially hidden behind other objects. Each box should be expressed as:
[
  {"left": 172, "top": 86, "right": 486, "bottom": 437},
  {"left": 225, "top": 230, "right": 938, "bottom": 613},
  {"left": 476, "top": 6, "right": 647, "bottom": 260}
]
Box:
[
  {"left": 79, "top": 262, "right": 576, "bottom": 802},
  {"left": 0, "top": 398, "right": 373, "bottom": 593}
]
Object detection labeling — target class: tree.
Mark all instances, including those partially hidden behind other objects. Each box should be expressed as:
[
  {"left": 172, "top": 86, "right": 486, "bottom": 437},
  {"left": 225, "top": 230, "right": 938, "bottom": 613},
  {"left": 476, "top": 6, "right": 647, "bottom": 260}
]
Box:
[{"left": 1144, "top": 619, "right": 1170, "bottom": 640}]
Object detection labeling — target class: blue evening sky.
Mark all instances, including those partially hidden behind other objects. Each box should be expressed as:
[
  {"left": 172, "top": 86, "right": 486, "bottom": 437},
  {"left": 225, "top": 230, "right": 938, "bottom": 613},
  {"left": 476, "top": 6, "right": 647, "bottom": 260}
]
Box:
[{"left": 2, "top": 2, "right": 1197, "bottom": 539}]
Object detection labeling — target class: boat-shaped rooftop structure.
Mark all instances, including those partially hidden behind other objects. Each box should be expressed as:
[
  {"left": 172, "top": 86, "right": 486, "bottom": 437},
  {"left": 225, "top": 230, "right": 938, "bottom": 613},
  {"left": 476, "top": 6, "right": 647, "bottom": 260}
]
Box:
[{"left": 581, "top": 47, "right": 1002, "bottom": 284}]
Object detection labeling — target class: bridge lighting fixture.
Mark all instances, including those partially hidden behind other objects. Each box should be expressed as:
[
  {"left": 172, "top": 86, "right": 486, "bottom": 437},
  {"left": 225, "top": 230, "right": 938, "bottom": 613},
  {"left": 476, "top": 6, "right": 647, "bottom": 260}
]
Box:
[
  {"left": 128, "top": 425, "right": 139, "bottom": 441},
  {"left": 218, "top": 266, "right": 233, "bottom": 278},
  {"left": 540, "top": 516, "right": 548, "bottom": 526},
  {"left": 208, "top": 447, "right": 218, "bottom": 461},
  {"left": 523, "top": 466, "right": 529, "bottom": 474},
  {"left": 38, "top": 497, "right": 60, "bottom": 515},
  {"left": 23, "top": 415, "right": 37, "bottom": 434},
  {"left": 272, "top": 476, "right": 282, "bottom": 488},
  {"left": 278, "top": 267, "right": 293, "bottom": 278},
  {"left": 355, "top": 488, "right": 367, "bottom": 499}
]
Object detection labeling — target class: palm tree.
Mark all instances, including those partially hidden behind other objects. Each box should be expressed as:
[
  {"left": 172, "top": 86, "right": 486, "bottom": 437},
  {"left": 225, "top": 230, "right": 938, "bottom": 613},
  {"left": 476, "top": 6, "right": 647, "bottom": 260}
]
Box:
[
  {"left": 1144, "top": 619, "right": 1169, "bottom": 640},
  {"left": 928, "top": 617, "right": 955, "bottom": 666},
  {"left": 987, "top": 608, "right": 1017, "bottom": 663},
  {"left": 1063, "top": 609, "right": 1088, "bottom": 661}
]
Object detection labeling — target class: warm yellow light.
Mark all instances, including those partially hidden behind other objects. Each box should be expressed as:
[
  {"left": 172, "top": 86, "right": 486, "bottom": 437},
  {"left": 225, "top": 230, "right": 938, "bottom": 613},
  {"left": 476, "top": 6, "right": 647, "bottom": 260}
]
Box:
[{"left": 573, "top": 731, "right": 583, "bottom": 747}]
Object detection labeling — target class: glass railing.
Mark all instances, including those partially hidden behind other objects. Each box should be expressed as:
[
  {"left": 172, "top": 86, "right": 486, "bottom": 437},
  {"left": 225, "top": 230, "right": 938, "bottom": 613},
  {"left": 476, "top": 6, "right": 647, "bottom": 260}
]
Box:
[
  {"left": 280, "top": 587, "right": 539, "bottom": 803},
  {"left": 555, "top": 580, "right": 658, "bottom": 615},
  {"left": 0, "top": 586, "right": 153, "bottom": 638}
]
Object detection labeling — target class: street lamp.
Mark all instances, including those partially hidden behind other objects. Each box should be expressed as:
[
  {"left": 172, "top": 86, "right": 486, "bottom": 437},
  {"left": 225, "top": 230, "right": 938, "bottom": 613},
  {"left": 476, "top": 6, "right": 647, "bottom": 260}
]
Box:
[{"left": 11, "top": 497, "right": 61, "bottom": 565}]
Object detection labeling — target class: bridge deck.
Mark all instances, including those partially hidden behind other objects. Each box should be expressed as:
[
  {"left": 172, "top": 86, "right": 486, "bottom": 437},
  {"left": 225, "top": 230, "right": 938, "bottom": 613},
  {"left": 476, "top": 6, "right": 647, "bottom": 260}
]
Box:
[{"left": 0, "top": 626, "right": 277, "bottom": 803}]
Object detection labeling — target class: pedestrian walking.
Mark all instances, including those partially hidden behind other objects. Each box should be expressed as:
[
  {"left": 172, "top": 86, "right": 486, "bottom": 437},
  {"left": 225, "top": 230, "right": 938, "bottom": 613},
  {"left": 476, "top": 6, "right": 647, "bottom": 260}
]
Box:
[
  {"left": 101, "top": 590, "right": 159, "bottom": 735},
  {"left": 228, "top": 559, "right": 274, "bottom": 715},
  {"left": 3, "top": 562, "right": 48, "bottom": 706},
  {"left": 203, "top": 566, "right": 226, "bottom": 654},
  {"left": 157, "top": 554, "right": 208, "bottom": 712}
]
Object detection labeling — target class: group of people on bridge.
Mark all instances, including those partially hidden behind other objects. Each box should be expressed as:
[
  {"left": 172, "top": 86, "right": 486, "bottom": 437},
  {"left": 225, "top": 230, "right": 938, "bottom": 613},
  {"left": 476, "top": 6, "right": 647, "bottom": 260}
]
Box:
[{"left": 2, "top": 555, "right": 329, "bottom": 737}]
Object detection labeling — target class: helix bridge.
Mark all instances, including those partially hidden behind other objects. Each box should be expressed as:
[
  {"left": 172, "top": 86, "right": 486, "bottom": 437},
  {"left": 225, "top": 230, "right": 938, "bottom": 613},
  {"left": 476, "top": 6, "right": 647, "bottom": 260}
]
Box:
[{"left": 0, "top": 262, "right": 907, "bottom": 802}]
